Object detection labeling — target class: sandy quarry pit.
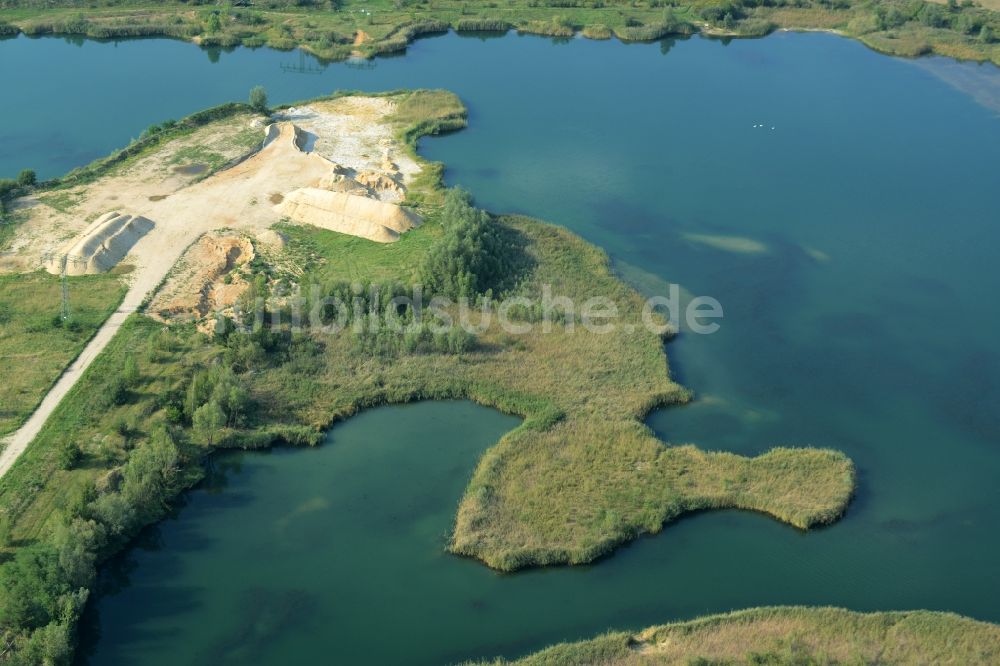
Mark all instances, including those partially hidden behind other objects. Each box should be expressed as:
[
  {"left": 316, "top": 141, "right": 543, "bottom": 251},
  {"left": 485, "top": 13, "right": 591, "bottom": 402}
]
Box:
[
  {"left": 0, "top": 95, "right": 427, "bottom": 474},
  {"left": 0, "top": 96, "right": 422, "bottom": 319},
  {"left": 146, "top": 230, "right": 255, "bottom": 325}
]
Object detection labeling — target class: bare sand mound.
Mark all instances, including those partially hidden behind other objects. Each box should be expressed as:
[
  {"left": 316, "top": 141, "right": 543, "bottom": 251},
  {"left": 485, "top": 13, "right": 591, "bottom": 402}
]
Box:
[
  {"left": 255, "top": 229, "right": 288, "bottom": 251},
  {"left": 276, "top": 187, "right": 421, "bottom": 243},
  {"left": 317, "top": 171, "right": 370, "bottom": 196},
  {"left": 148, "top": 232, "right": 254, "bottom": 323},
  {"left": 355, "top": 170, "right": 404, "bottom": 197},
  {"left": 44, "top": 212, "right": 153, "bottom": 275}
]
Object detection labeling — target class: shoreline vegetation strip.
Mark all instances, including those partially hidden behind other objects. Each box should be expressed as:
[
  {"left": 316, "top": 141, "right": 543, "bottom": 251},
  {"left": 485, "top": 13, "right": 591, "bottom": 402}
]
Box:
[
  {"left": 0, "top": 0, "right": 998, "bottom": 66},
  {"left": 469, "top": 607, "right": 1000, "bottom": 665}
]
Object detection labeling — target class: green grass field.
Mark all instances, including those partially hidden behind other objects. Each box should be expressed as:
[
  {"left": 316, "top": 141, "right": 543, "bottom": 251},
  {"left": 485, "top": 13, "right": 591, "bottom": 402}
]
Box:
[
  {"left": 474, "top": 606, "right": 1000, "bottom": 665},
  {"left": 0, "top": 271, "right": 126, "bottom": 438}
]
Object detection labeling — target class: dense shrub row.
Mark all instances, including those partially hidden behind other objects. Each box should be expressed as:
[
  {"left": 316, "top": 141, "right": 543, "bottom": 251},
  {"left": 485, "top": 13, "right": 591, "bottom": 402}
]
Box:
[
  {"left": 419, "top": 189, "right": 516, "bottom": 300},
  {"left": 0, "top": 425, "right": 191, "bottom": 662},
  {"left": 456, "top": 18, "right": 513, "bottom": 32}
]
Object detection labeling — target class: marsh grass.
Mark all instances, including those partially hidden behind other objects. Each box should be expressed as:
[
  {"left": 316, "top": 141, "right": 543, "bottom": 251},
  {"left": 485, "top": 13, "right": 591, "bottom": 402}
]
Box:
[
  {"left": 229, "top": 213, "right": 855, "bottom": 571},
  {"left": 476, "top": 607, "right": 1000, "bottom": 664},
  {"left": 456, "top": 18, "right": 513, "bottom": 33},
  {"left": 581, "top": 23, "right": 612, "bottom": 40},
  {"left": 518, "top": 17, "right": 576, "bottom": 38}
]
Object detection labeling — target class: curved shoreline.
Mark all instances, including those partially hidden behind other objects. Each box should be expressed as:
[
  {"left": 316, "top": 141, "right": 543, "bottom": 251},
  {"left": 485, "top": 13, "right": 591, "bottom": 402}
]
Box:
[
  {"left": 1, "top": 2, "right": 999, "bottom": 68},
  {"left": 480, "top": 606, "right": 1000, "bottom": 664}
]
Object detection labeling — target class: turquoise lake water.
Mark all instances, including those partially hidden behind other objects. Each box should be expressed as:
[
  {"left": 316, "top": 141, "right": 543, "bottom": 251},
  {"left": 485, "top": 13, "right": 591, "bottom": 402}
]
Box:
[{"left": 2, "top": 29, "right": 1000, "bottom": 663}]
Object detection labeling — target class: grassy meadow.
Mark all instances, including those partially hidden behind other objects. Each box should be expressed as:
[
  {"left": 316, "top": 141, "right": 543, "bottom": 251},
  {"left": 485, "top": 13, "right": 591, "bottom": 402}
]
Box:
[
  {"left": 0, "top": 272, "right": 126, "bottom": 438},
  {"left": 474, "top": 606, "right": 1000, "bottom": 665},
  {"left": 0, "top": 0, "right": 999, "bottom": 66}
]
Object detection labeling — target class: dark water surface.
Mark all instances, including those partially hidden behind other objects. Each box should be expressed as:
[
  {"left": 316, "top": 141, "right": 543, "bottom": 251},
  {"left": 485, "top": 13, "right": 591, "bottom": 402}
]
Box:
[{"left": 3, "top": 30, "right": 1000, "bottom": 664}]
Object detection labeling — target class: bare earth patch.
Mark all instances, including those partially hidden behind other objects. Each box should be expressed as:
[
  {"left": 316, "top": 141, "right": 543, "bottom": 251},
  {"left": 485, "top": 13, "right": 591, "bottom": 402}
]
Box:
[{"left": 147, "top": 231, "right": 255, "bottom": 327}]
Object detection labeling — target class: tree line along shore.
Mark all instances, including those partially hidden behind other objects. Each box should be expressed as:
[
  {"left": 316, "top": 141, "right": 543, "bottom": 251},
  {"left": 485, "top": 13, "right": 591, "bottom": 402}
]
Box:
[{"left": 0, "top": 0, "right": 999, "bottom": 66}]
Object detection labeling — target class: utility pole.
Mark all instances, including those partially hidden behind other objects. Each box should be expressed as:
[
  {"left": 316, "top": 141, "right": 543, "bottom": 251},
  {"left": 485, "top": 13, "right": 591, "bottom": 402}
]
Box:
[
  {"left": 280, "top": 51, "right": 326, "bottom": 75},
  {"left": 40, "top": 252, "right": 88, "bottom": 321}
]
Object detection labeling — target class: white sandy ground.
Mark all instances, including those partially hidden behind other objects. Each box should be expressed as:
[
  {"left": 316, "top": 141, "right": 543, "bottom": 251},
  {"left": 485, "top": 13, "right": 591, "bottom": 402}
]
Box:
[{"left": 0, "top": 97, "right": 419, "bottom": 477}]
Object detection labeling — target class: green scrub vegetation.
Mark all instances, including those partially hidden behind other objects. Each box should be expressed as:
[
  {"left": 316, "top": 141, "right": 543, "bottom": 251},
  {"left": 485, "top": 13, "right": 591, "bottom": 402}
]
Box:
[
  {"left": 0, "top": 0, "right": 998, "bottom": 65},
  {"left": 473, "top": 607, "right": 1000, "bottom": 665},
  {"left": 0, "top": 92, "right": 856, "bottom": 662}
]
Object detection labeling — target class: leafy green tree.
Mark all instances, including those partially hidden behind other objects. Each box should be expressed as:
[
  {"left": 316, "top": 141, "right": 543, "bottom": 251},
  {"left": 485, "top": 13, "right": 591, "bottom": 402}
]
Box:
[
  {"left": 23, "top": 620, "right": 76, "bottom": 665},
  {"left": 120, "top": 428, "right": 180, "bottom": 512},
  {"left": 90, "top": 493, "right": 134, "bottom": 539},
  {"left": 920, "top": 4, "right": 948, "bottom": 28},
  {"left": 16, "top": 169, "right": 36, "bottom": 187},
  {"left": 101, "top": 376, "right": 129, "bottom": 408},
  {"left": 193, "top": 401, "right": 226, "bottom": 446},
  {"left": 419, "top": 189, "right": 513, "bottom": 299},
  {"left": 206, "top": 12, "right": 222, "bottom": 33},
  {"left": 980, "top": 24, "right": 995, "bottom": 43},
  {"left": 0, "top": 545, "right": 66, "bottom": 630},
  {"left": 57, "top": 441, "right": 82, "bottom": 470},
  {"left": 957, "top": 12, "right": 982, "bottom": 34},
  {"left": 224, "top": 335, "right": 267, "bottom": 373},
  {"left": 209, "top": 367, "right": 250, "bottom": 426},
  {"left": 53, "top": 519, "right": 104, "bottom": 589},
  {"left": 185, "top": 370, "right": 213, "bottom": 420},
  {"left": 249, "top": 85, "right": 269, "bottom": 113}
]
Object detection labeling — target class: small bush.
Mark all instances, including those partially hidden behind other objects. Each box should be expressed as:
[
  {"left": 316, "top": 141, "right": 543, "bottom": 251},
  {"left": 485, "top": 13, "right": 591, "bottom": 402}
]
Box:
[
  {"left": 57, "top": 441, "right": 82, "bottom": 470},
  {"left": 0, "top": 178, "right": 20, "bottom": 203},
  {"left": 100, "top": 376, "right": 129, "bottom": 409},
  {"left": 249, "top": 85, "right": 269, "bottom": 113},
  {"left": 737, "top": 19, "right": 776, "bottom": 37},
  {"left": 519, "top": 17, "right": 575, "bottom": 37}
]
